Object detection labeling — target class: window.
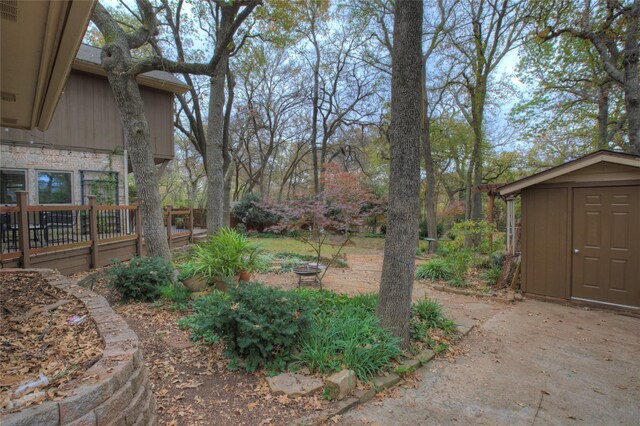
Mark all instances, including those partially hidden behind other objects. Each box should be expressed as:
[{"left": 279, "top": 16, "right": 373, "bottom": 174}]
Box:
[
  {"left": 0, "top": 169, "right": 26, "bottom": 204},
  {"left": 38, "top": 171, "right": 72, "bottom": 204}
]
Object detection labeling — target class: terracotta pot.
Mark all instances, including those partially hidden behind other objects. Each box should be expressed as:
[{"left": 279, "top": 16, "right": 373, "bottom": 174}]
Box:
[
  {"left": 238, "top": 270, "right": 251, "bottom": 282},
  {"left": 213, "top": 276, "right": 239, "bottom": 292},
  {"left": 183, "top": 275, "right": 208, "bottom": 292}
]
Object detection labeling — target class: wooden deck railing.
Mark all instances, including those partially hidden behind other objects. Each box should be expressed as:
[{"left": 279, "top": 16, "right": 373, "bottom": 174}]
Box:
[{"left": 1, "top": 191, "right": 204, "bottom": 274}]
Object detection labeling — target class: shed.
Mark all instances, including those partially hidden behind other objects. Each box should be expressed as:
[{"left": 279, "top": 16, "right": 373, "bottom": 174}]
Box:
[{"left": 499, "top": 150, "right": 640, "bottom": 309}]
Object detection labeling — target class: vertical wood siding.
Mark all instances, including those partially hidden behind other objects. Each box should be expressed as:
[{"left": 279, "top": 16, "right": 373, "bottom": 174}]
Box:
[
  {"left": 1, "top": 71, "right": 174, "bottom": 160},
  {"left": 521, "top": 187, "right": 570, "bottom": 298}
]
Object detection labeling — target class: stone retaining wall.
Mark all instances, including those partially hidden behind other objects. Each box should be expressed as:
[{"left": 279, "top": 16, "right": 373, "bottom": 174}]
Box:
[{"left": 1, "top": 269, "right": 157, "bottom": 426}]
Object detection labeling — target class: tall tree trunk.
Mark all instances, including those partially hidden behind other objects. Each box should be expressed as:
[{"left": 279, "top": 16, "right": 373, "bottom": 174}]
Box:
[
  {"left": 376, "top": 0, "right": 423, "bottom": 347},
  {"left": 421, "top": 71, "right": 438, "bottom": 253},
  {"left": 464, "top": 83, "right": 485, "bottom": 247},
  {"left": 99, "top": 48, "right": 171, "bottom": 260},
  {"left": 205, "top": 13, "right": 233, "bottom": 233},
  {"left": 597, "top": 82, "right": 610, "bottom": 149},
  {"left": 310, "top": 19, "right": 321, "bottom": 197},
  {"left": 222, "top": 65, "right": 235, "bottom": 227}
]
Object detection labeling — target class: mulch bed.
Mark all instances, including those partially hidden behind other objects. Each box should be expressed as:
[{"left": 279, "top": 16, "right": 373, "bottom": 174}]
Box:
[
  {"left": 0, "top": 272, "right": 103, "bottom": 414},
  {"left": 77, "top": 272, "right": 328, "bottom": 426}
]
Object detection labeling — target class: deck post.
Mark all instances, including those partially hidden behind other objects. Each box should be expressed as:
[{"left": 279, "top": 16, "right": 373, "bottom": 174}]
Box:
[
  {"left": 88, "top": 196, "right": 98, "bottom": 268},
  {"left": 166, "top": 205, "right": 173, "bottom": 250},
  {"left": 189, "top": 208, "right": 194, "bottom": 244},
  {"left": 16, "top": 191, "right": 30, "bottom": 268},
  {"left": 134, "top": 204, "right": 143, "bottom": 256},
  {"left": 488, "top": 192, "right": 495, "bottom": 252}
]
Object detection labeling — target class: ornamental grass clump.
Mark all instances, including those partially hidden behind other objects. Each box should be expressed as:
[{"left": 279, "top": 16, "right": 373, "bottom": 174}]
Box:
[
  {"left": 410, "top": 297, "right": 456, "bottom": 341},
  {"left": 294, "top": 289, "right": 401, "bottom": 381},
  {"left": 415, "top": 258, "right": 453, "bottom": 281}
]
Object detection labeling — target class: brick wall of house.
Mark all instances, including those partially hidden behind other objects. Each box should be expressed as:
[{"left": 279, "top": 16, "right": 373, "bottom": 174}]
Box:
[{"left": 0, "top": 144, "right": 126, "bottom": 206}]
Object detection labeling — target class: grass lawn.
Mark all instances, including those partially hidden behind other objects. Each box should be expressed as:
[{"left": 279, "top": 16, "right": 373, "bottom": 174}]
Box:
[{"left": 250, "top": 235, "right": 386, "bottom": 256}]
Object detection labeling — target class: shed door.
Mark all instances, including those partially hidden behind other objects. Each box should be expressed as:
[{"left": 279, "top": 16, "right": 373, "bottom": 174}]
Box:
[{"left": 572, "top": 186, "right": 640, "bottom": 308}]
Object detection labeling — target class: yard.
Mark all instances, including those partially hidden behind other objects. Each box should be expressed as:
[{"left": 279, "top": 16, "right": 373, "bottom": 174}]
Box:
[
  {"left": 15, "top": 230, "right": 491, "bottom": 425},
  {"left": 2, "top": 229, "right": 638, "bottom": 425}
]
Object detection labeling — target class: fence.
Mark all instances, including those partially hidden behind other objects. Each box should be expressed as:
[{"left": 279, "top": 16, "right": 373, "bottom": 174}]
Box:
[{"left": 1, "top": 191, "right": 202, "bottom": 275}]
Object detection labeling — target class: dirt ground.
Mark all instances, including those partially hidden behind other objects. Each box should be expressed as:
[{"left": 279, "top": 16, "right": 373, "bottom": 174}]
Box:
[
  {"left": 342, "top": 299, "right": 640, "bottom": 425},
  {"left": 84, "top": 278, "right": 328, "bottom": 426},
  {"left": 256, "top": 253, "right": 505, "bottom": 326}
]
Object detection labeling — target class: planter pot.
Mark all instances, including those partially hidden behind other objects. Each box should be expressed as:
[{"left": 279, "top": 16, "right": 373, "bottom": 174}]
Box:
[
  {"left": 213, "top": 275, "right": 240, "bottom": 292},
  {"left": 238, "top": 270, "right": 251, "bottom": 282},
  {"left": 183, "top": 275, "right": 208, "bottom": 292}
]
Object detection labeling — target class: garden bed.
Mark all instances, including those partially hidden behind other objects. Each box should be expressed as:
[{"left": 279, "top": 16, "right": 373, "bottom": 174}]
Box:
[
  {"left": 80, "top": 273, "right": 328, "bottom": 425},
  {"left": 0, "top": 271, "right": 104, "bottom": 414}
]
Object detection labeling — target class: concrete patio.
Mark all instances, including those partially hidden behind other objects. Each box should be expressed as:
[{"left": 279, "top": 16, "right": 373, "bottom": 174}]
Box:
[{"left": 342, "top": 299, "right": 640, "bottom": 425}]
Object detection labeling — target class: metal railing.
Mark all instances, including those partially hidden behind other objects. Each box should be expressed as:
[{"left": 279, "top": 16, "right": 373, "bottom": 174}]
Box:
[{"left": 1, "top": 191, "right": 204, "bottom": 271}]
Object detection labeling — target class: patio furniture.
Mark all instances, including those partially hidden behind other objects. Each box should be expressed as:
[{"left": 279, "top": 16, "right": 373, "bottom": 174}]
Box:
[{"left": 293, "top": 264, "right": 324, "bottom": 288}]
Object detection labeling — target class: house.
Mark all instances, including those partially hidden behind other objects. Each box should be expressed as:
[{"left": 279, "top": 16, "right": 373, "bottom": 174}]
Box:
[
  {"left": 0, "top": 0, "right": 95, "bottom": 131},
  {"left": 1, "top": 44, "right": 190, "bottom": 207},
  {"left": 499, "top": 150, "right": 640, "bottom": 310}
]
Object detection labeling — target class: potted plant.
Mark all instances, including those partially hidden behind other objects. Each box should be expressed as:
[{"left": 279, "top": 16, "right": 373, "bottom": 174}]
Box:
[
  {"left": 180, "top": 228, "right": 261, "bottom": 291},
  {"left": 237, "top": 247, "right": 262, "bottom": 282}
]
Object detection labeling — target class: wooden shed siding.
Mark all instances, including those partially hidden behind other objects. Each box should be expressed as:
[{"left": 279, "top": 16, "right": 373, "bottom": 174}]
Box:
[
  {"left": 521, "top": 187, "right": 569, "bottom": 298},
  {"left": 546, "top": 162, "right": 639, "bottom": 184},
  {"left": 1, "top": 71, "right": 174, "bottom": 159}
]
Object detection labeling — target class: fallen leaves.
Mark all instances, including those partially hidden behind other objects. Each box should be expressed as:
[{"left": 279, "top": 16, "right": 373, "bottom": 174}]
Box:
[{"left": 0, "top": 272, "right": 104, "bottom": 414}]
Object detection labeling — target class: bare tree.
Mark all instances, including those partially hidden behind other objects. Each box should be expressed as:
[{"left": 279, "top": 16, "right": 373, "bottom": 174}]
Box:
[
  {"left": 376, "top": 0, "right": 423, "bottom": 346},
  {"left": 445, "top": 0, "right": 528, "bottom": 229}
]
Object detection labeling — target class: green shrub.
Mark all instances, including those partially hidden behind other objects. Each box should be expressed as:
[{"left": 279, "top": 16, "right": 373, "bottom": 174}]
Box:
[
  {"left": 108, "top": 256, "right": 174, "bottom": 302},
  {"left": 444, "top": 220, "right": 501, "bottom": 254},
  {"left": 158, "top": 283, "right": 191, "bottom": 305},
  {"left": 415, "top": 258, "right": 453, "bottom": 281},
  {"left": 231, "top": 193, "right": 279, "bottom": 230},
  {"left": 446, "top": 248, "right": 472, "bottom": 287},
  {"left": 181, "top": 282, "right": 312, "bottom": 372},
  {"left": 490, "top": 250, "right": 506, "bottom": 268},
  {"left": 348, "top": 293, "right": 378, "bottom": 313},
  {"left": 178, "top": 290, "right": 229, "bottom": 345}
]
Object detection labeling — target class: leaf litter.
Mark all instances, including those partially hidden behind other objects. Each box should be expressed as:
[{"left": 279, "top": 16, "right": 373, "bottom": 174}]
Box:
[{"left": 0, "top": 272, "right": 103, "bottom": 414}]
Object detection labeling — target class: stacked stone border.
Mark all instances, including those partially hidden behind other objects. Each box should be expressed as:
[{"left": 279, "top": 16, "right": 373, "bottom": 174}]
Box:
[{"left": 1, "top": 269, "right": 157, "bottom": 426}]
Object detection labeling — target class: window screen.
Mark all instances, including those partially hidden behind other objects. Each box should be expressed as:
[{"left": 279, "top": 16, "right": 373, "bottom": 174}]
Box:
[{"left": 0, "top": 169, "right": 26, "bottom": 204}]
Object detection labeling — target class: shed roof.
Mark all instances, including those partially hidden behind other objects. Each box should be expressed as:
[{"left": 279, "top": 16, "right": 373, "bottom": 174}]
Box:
[
  {"left": 498, "top": 150, "right": 640, "bottom": 196},
  {"left": 73, "top": 44, "right": 190, "bottom": 94}
]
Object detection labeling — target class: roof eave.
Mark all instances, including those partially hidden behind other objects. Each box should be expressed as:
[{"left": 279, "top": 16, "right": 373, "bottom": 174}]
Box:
[
  {"left": 498, "top": 151, "right": 640, "bottom": 196},
  {"left": 72, "top": 60, "right": 190, "bottom": 95}
]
